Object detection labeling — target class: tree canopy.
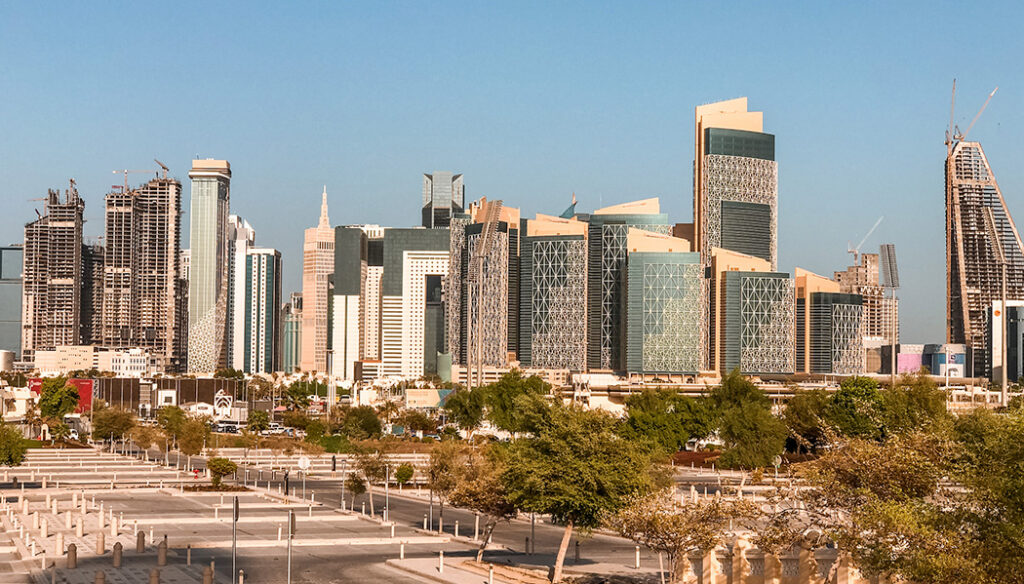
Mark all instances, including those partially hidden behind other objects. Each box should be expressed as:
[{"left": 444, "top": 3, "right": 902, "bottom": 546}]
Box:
[
  {"left": 619, "top": 389, "right": 715, "bottom": 454},
  {"left": 711, "top": 371, "right": 786, "bottom": 468},
  {"left": 38, "top": 377, "right": 79, "bottom": 420}
]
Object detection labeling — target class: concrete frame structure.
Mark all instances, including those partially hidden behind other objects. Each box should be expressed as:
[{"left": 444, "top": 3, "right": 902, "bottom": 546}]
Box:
[
  {"left": 21, "top": 181, "right": 85, "bottom": 363},
  {"left": 187, "top": 159, "right": 231, "bottom": 373},
  {"left": 834, "top": 252, "right": 899, "bottom": 348},
  {"left": 946, "top": 139, "right": 1024, "bottom": 376},
  {"left": 300, "top": 188, "right": 334, "bottom": 375},
  {"left": 101, "top": 175, "right": 186, "bottom": 373}
]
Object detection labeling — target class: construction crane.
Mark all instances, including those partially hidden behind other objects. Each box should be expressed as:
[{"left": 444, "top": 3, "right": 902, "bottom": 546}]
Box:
[
  {"left": 153, "top": 159, "right": 170, "bottom": 179},
  {"left": 847, "top": 216, "right": 884, "bottom": 264},
  {"left": 466, "top": 198, "right": 503, "bottom": 390},
  {"left": 112, "top": 168, "right": 156, "bottom": 191},
  {"left": 946, "top": 80, "right": 999, "bottom": 148}
]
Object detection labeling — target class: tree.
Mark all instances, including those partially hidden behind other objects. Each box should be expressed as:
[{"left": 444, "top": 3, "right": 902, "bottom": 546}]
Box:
[
  {"left": 427, "top": 440, "right": 466, "bottom": 530},
  {"left": 449, "top": 444, "right": 517, "bottom": 561},
  {"left": 711, "top": 372, "right": 786, "bottom": 468},
  {"left": 397, "top": 409, "right": 435, "bottom": 435},
  {"left": 825, "top": 376, "right": 883, "bottom": 439},
  {"left": 213, "top": 368, "right": 245, "bottom": 380},
  {"left": 91, "top": 407, "right": 135, "bottom": 441},
  {"left": 247, "top": 376, "right": 275, "bottom": 400},
  {"left": 394, "top": 463, "right": 414, "bottom": 488},
  {"left": 0, "top": 424, "right": 26, "bottom": 466},
  {"left": 485, "top": 371, "right": 550, "bottom": 433},
  {"left": 283, "top": 382, "right": 312, "bottom": 411},
  {"left": 619, "top": 389, "right": 715, "bottom": 455},
  {"left": 178, "top": 417, "right": 210, "bottom": 456},
  {"left": 783, "top": 389, "right": 830, "bottom": 453},
  {"left": 247, "top": 410, "right": 270, "bottom": 433},
  {"left": 881, "top": 371, "right": 950, "bottom": 436},
  {"left": 344, "top": 473, "right": 366, "bottom": 507},
  {"left": 376, "top": 400, "right": 400, "bottom": 425},
  {"left": 353, "top": 449, "right": 388, "bottom": 516},
  {"left": 443, "top": 387, "right": 488, "bottom": 435},
  {"left": 157, "top": 406, "right": 186, "bottom": 444},
  {"left": 338, "top": 406, "right": 382, "bottom": 440},
  {"left": 305, "top": 419, "right": 326, "bottom": 443},
  {"left": 38, "top": 377, "right": 79, "bottom": 420},
  {"left": 503, "top": 405, "right": 655, "bottom": 583},
  {"left": 615, "top": 489, "right": 758, "bottom": 583},
  {"left": 207, "top": 457, "right": 238, "bottom": 488},
  {"left": 130, "top": 425, "right": 165, "bottom": 451}
]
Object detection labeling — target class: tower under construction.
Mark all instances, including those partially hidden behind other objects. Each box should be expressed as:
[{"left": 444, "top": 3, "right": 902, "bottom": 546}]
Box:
[
  {"left": 21, "top": 181, "right": 85, "bottom": 363},
  {"left": 102, "top": 173, "right": 187, "bottom": 372},
  {"left": 946, "top": 85, "right": 1024, "bottom": 376}
]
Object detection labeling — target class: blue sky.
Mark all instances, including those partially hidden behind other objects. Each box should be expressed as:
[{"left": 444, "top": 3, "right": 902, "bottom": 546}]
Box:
[{"left": 1, "top": 1, "right": 1021, "bottom": 343}]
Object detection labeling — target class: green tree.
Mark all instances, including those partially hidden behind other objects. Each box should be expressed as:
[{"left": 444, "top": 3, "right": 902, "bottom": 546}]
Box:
[
  {"left": 247, "top": 376, "right": 275, "bottom": 400},
  {"left": 449, "top": 444, "right": 517, "bottom": 562},
  {"left": 881, "top": 371, "right": 950, "bottom": 436},
  {"left": 397, "top": 409, "right": 436, "bottom": 435},
  {"left": 619, "top": 389, "right": 715, "bottom": 454},
  {"left": 443, "top": 387, "right": 488, "bottom": 435},
  {"left": 0, "top": 424, "right": 27, "bottom": 466},
  {"left": 394, "top": 463, "right": 414, "bottom": 488},
  {"left": 178, "top": 417, "right": 210, "bottom": 456},
  {"left": 207, "top": 457, "right": 238, "bottom": 487},
  {"left": 503, "top": 405, "right": 655, "bottom": 583},
  {"left": 354, "top": 449, "right": 389, "bottom": 515},
  {"left": 157, "top": 406, "right": 187, "bottom": 443},
  {"left": 334, "top": 406, "right": 382, "bottom": 440},
  {"left": 825, "top": 376, "right": 883, "bottom": 439},
  {"left": 91, "top": 407, "right": 135, "bottom": 441},
  {"left": 305, "top": 419, "right": 326, "bottom": 443},
  {"left": 247, "top": 410, "right": 270, "bottom": 433},
  {"left": 711, "top": 371, "right": 786, "bottom": 468},
  {"left": 284, "top": 382, "right": 312, "bottom": 411},
  {"left": 38, "top": 377, "right": 79, "bottom": 420},
  {"left": 783, "top": 389, "right": 830, "bottom": 453},
  {"left": 427, "top": 440, "right": 466, "bottom": 528},
  {"left": 484, "top": 371, "right": 550, "bottom": 433},
  {"left": 344, "top": 473, "right": 366, "bottom": 507},
  {"left": 213, "top": 368, "right": 245, "bottom": 380}
]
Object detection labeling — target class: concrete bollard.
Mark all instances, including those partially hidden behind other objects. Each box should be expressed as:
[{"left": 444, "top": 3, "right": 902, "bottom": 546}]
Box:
[
  {"left": 423, "top": 515, "right": 427, "bottom": 530},
  {"left": 112, "top": 542, "right": 122, "bottom": 568},
  {"left": 455, "top": 521, "right": 459, "bottom": 538},
  {"left": 475, "top": 514, "right": 480, "bottom": 540},
  {"left": 157, "top": 540, "right": 167, "bottom": 566},
  {"left": 110, "top": 518, "right": 117, "bottom": 537},
  {"left": 635, "top": 545, "right": 640, "bottom": 569},
  {"left": 361, "top": 502, "right": 365, "bottom": 515},
  {"left": 390, "top": 524, "right": 395, "bottom": 538},
  {"left": 95, "top": 570, "right": 105, "bottom": 584},
  {"left": 202, "top": 566, "right": 213, "bottom": 584},
  {"left": 40, "top": 519, "right": 47, "bottom": 539},
  {"left": 400, "top": 543, "right": 405, "bottom": 559},
  {"left": 56, "top": 533, "right": 63, "bottom": 554},
  {"left": 45, "top": 494, "right": 51, "bottom": 507},
  {"left": 32, "top": 512, "right": 39, "bottom": 530},
  {"left": 98, "top": 511, "right": 105, "bottom": 530},
  {"left": 149, "top": 568, "right": 159, "bottom": 584},
  {"left": 96, "top": 532, "right": 105, "bottom": 555},
  {"left": 73, "top": 492, "right": 78, "bottom": 508},
  {"left": 277, "top": 525, "right": 282, "bottom": 541},
  {"left": 149, "top": 527, "right": 153, "bottom": 545},
  {"left": 76, "top": 519, "right": 83, "bottom": 538},
  {"left": 214, "top": 508, "right": 219, "bottom": 520},
  {"left": 438, "top": 550, "right": 444, "bottom": 574},
  {"left": 65, "top": 511, "right": 72, "bottom": 529},
  {"left": 186, "top": 545, "right": 191, "bottom": 566},
  {"left": 238, "top": 570, "right": 244, "bottom": 584},
  {"left": 66, "top": 543, "right": 77, "bottom": 569},
  {"left": 136, "top": 531, "right": 145, "bottom": 553},
  {"left": 51, "top": 500, "right": 57, "bottom": 514},
  {"left": 308, "top": 505, "right": 312, "bottom": 517},
  {"left": 488, "top": 564, "right": 494, "bottom": 584},
  {"left": 21, "top": 498, "right": 28, "bottom": 514}
]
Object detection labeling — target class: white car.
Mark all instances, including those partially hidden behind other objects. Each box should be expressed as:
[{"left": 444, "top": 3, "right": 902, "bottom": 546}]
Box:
[{"left": 68, "top": 429, "right": 79, "bottom": 441}]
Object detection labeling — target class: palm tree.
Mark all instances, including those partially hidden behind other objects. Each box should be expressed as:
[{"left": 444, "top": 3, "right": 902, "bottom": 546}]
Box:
[{"left": 377, "top": 401, "right": 400, "bottom": 425}]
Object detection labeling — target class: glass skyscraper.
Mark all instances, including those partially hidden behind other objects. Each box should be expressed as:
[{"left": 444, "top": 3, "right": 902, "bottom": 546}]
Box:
[
  {"left": 422, "top": 171, "right": 464, "bottom": 228},
  {"left": 187, "top": 159, "right": 231, "bottom": 373}
]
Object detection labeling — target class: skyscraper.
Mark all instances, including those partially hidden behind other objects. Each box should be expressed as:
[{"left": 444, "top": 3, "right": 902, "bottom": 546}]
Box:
[
  {"left": 226, "top": 215, "right": 256, "bottom": 370},
  {"left": 694, "top": 98, "right": 778, "bottom": 269},
  {"left": 300, "top": 188, "right": 334, "bottom": 374},
  {"left": 586, "top": 198, "right": 671, "bottom": 371},
  {"left": 0, "top": 245, "right": 23, "bottom": 358},
  {"left": 946, "top": 139, "right": 1024, "bottom": 376},
  {"left": 187, "top": 159, "right": 231, "bottom": 373},
  {"left": 102, "top": 175, "right": 186, "bottom": 372},
  {"left": 518, "top": 214, "right": 588, "bottom": 371},
  {"left": 243, "top": 247, "right": 282, "bottom": 373},
  {"left": 331, "top": 226, "right": 368, "bottom": 380},
  {"left": 795, "top": 269, "right": 863, "bottom": 375},
  {"left": 422, "top": 172, "right": 464, "bottom": 228},
  {"left": 282, "top": 292, "right": 302, "bottom": 374},
  {"left": 21, "top": 181, "right": 85, "bottom": 363}
]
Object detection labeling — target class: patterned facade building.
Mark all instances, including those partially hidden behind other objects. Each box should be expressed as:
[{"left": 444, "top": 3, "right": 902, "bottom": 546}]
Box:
[
  {"left": 187, "top": 159, "right": 231, "bottom": 373},
  {"left": 796, "top": 269, "right": 863, "bottom": 375},
  {"left": 21, "top": 181, "right": 85, "bottom": 363},
  {"left": 586, "top": 199, "right": 671, "bottom": 371},
  {"left": 946, "top": 139, "right": 1024, "bottom": 376},
  {"left": 623, "top": 230, "right": 702, "bottom": 377},
  {"left": 518, "top": 215, "right": 588, "bottom": 371}
]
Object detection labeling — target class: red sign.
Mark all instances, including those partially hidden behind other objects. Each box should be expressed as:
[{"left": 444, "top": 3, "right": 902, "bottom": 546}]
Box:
[{"left": 28, "top": 378, "right": 95, "bottom": 414}]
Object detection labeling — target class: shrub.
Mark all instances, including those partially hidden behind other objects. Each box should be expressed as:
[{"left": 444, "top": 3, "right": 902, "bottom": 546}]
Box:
[{"left": 207, "top": 457, "right": 238, "bottom": 488}]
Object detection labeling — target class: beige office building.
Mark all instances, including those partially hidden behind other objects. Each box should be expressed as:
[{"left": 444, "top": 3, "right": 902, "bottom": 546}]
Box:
[{"left": 300, "top": 188, "right": 334, "bottom": 374}]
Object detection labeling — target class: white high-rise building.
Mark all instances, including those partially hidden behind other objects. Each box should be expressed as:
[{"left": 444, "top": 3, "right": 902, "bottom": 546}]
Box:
[{"left": 187, "top": 159, "right": 231, "bottom": 373}]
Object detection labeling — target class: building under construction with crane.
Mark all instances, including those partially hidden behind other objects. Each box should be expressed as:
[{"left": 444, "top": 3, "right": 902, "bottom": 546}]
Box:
[
  {"left": 101, "top": 162, "right": 187, "bottom": 373},
  {"left": 945, "top": 83, "right": 1024, "bottom": 379}
]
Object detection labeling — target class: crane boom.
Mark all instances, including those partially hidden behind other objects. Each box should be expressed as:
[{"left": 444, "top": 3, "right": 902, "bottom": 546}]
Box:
[
  {"left": 961, "top": 86, "right": 998, "bottom": 142},
  {"left": 848, "top": 216, "right": 884, "bottom": 263}
]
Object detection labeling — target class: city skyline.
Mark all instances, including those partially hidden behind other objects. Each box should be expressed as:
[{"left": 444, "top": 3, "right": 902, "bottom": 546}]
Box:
[{"left": 1, "top": 3, "right": 1022, "bottom": 344}]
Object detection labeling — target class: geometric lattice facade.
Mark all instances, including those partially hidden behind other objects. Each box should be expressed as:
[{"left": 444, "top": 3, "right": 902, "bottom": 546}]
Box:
[
  {"left": 624, "top": 252, "right": 703, "bottom": 374},
  {"left": 187, "top": 160, "right": 231, "bottom": 373},
  {"left": 587, "top": 216, "right": 671, "bottom": 370},
  {"left": 946, "top": 140, "right": 1024, "bottom": 377},
  {"left": 723, "top": 271, "right": 794, "bottom": 375},
  {"left": 519, "top": 235, "right": 587, "bottom": 370},
  {"left": 701, "top": 153, "right": 778, "bottom": 270},
  {"left": 804, "top": 292, "right": 863, "bottom": 375},
  {"left": 464, "top": 229, "right": 510, "bottom": 368}
]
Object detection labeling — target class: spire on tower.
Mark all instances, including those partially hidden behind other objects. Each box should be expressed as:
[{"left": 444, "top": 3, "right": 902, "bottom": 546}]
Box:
[{"left": 319, "top": 185, "right": 330, "bottom": 228}]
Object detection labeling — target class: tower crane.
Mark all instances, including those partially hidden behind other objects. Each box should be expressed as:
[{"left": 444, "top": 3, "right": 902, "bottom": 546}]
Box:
[
  {"left": 112, "top": 168, "right": 156, "bottom": 191},
  {"left": 946, "top": 79, "right": 998, "bottom": 148},
  {"left": 848, "top": 216, "right": 884, "bottom": 264}
]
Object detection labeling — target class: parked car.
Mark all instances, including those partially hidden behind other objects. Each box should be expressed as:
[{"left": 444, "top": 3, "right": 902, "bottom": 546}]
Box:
[{"left": 68, "top": 429, "right": 79, "bottom": 441}]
